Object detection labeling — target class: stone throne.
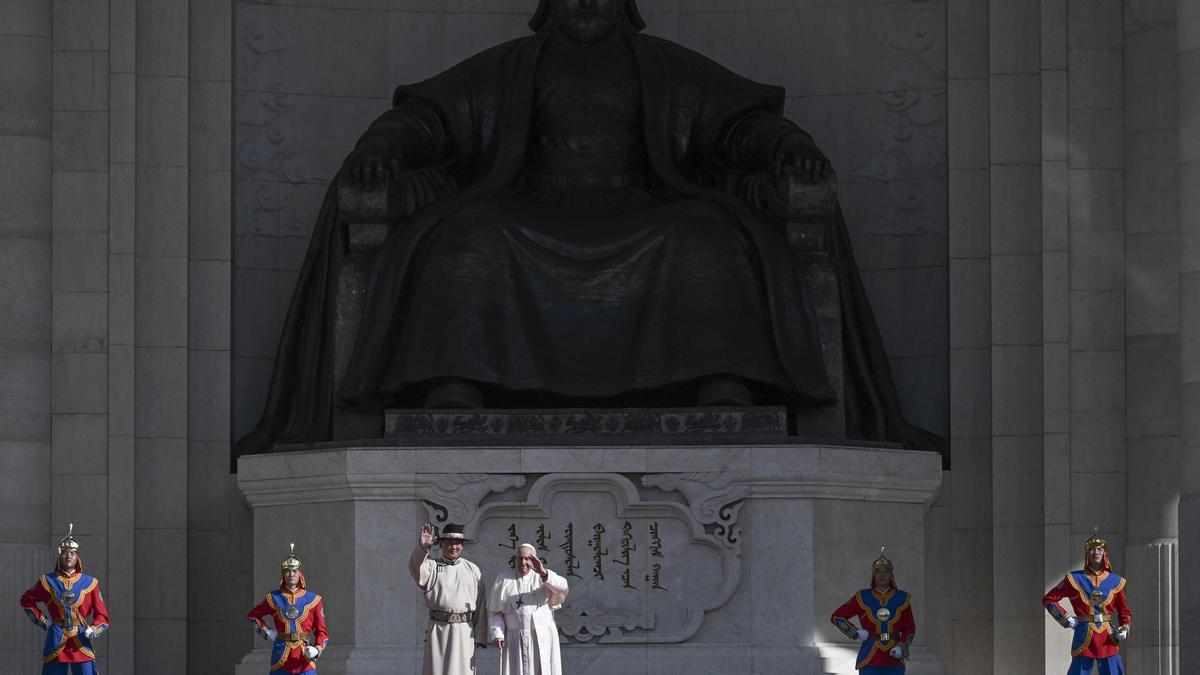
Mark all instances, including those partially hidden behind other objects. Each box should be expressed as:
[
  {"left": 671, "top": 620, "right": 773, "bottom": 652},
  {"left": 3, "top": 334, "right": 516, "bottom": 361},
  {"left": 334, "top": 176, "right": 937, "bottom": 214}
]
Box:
[{"left": 331, "top": 170, "right": 847, "bottom": 442}]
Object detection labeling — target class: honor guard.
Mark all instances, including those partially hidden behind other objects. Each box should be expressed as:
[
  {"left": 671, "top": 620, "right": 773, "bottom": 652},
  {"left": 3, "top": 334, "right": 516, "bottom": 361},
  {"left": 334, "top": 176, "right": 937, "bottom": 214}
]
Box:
[
  {"left": 19, "top": 523, "right": 111, "bottom": 675},
  {"left": 830, "top": 547, "right": 917, "bottom": 674},
  {"left": 1043, "top": 530, "right": 1132, "bottom": 675},
  {"left": 247, "top": 543, "right": 330, "bottom": 673}
]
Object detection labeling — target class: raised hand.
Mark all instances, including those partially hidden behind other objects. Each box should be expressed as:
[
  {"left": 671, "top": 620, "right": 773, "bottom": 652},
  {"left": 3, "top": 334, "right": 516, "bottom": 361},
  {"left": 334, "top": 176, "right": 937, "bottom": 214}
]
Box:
[
  {"left": 530, "top": 554, "right": 547, "bottom": 577},
  {"left": 419, "top": 523, "right": 437, "bottom": 551},
  {"left": 772, "top": 133, "right": 831, "bottom": 184}
]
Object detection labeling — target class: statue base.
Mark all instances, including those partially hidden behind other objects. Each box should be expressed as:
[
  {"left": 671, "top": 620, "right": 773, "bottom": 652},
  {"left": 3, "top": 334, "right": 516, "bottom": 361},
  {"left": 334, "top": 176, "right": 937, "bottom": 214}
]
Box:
[
  {"left": 236, "top": 441, "right": 944, "bottom": 675},
  {"left": 383, "top": 406, "right": 788, "bottom": 438}
]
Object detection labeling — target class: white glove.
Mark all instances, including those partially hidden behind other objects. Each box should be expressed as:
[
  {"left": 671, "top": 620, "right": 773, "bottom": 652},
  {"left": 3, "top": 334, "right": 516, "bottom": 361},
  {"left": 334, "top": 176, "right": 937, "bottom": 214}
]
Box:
[
  {"left": 1066, "top": 616, "right": 1077, "bottom": 629},
  {"left": 855, "top": 629, "right": 869, "bottom": 642},
  {"left": 84, "top": 626, "right": 96, "bottom": 639},
  {"left": 1116, "top": 626, "right": 1129, "bottom": 641},
  {"left": 889, "top": 646, "right": 903, "bottom": 659},
  {"left": 264, "top": 627, "right": 278, "bottom": 642},
  {"left": 303, "top": 645, "right": 320, "bottom": 659}
]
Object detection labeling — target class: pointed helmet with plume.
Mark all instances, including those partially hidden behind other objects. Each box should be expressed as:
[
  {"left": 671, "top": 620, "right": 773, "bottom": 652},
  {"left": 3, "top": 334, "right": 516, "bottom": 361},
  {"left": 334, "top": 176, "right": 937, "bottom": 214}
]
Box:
[
  {"left": 279, "top": 542, "right": 307, "bottom": 590},
  {"left": 1084, "top": 528, "right": 1112, "bottom": 574},
  {"left": 868, "top": 546, "right": 895, "bottom": 587},
  {"left": 56, "top": 523, "right": 83, "bottom": 573}
]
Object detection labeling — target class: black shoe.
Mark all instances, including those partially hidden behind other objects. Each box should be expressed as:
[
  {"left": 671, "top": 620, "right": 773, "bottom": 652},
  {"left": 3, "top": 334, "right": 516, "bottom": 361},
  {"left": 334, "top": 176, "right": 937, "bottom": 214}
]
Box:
[
  {"left": 424, "top": 379, "right": 484, "bottom": 409},
  {"left": 696, "top": 377, "right": 754, "bottom": 407}
]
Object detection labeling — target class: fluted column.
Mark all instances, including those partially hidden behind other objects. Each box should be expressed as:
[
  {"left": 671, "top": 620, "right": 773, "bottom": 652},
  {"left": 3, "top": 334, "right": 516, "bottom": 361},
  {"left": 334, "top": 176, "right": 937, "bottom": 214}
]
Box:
[
  {"left": 1179, "top": 2, "right": 1200, "bottom": 673},
  {"left": 0, "top": 1, "right": 53, "bottom": 672}
]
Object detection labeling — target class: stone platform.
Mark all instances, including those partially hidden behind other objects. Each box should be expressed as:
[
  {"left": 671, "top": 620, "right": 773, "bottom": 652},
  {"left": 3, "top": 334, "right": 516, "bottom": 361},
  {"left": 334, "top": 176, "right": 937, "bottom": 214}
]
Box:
[
  {"left": 384, "top": 406, "right": 788, "bottom": 438},
  {"left": 235, "top": 442, "right": 944, "bottom": 675}
]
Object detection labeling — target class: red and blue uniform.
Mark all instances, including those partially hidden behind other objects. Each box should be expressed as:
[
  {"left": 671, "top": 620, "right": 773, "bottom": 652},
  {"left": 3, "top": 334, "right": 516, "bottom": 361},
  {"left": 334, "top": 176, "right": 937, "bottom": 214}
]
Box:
[
  {"left": 247, "top": 573, "right": 329, "bottom": 673},
  {"left": 831, "top": 587, "right": 916, "bottom": 673},
  {"left": 20, "top": 565, "right": 110, "bottom": 675},
  {"left": 1043, "top": 568, "right": 1131, "bottom": 675}
]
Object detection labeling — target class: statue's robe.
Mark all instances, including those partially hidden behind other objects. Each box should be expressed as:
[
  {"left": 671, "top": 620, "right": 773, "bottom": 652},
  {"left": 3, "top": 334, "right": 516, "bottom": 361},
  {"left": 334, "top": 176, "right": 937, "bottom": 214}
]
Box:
[{"left": 234, "top": 28, "right": 944, "bottom": 455}]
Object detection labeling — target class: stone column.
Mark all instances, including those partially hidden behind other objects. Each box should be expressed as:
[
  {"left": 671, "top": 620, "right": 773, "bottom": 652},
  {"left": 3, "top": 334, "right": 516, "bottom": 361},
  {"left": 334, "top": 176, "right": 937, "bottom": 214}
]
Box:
[
  {"left": 50, "top": 2, "right": 113, "bottom": 673},
  {"left": 0, "top": 1, "right": 53, "bottom": 671},
  {"left": 1040, "top": 1, "right": 1070, "bottom": 670},
  {"left": 1179, "top": 2, "right": 1200, "bottom": 673},
  {"left": 134, "top": 0, "right": 190, "bottom": 670},
  {"left": 989, "top": 0, "right": 1045, "bottom": 672},
  {"left": 1125, "top": 1, "right": 1181, "bottom": 673},
  {"left": 947, "top": 0, "right": 994, "bottom": 670}
]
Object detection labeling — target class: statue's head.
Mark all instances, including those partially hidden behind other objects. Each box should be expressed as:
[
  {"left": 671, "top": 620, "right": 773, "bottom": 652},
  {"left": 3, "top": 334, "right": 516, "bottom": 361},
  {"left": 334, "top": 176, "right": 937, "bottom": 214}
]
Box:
[{"left": 530, "top": 0, "right": 647, "bottom": 43}]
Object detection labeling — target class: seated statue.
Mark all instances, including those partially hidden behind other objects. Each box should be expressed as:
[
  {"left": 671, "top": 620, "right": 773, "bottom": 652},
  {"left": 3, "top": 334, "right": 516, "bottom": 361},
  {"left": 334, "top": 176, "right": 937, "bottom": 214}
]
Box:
[{"left": 235, "top": 0, "right": 943, "bottom": 455}]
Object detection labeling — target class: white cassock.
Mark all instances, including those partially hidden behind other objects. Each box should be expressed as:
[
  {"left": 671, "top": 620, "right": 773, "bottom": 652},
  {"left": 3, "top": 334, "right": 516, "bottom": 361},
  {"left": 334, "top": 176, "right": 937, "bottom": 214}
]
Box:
[
  {"left": 410, "top": 545, "right": 488, "bottom": 675},
  {"left": 487, "top": 568, "right": 569, "bottom": 675}
]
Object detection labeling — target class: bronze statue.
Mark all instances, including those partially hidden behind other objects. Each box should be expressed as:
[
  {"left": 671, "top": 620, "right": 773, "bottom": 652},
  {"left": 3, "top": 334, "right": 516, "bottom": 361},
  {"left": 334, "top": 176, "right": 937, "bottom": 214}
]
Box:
[{"left": 235, "top": 0, "right": 942, "bottom": 455}]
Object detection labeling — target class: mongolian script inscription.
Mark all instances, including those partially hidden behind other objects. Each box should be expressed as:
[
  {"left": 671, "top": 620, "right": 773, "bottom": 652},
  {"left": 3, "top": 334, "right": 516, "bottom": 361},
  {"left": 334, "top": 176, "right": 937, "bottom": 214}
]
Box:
[
  {"left": 430, "top": 473, "right": 742, "bottom": 644},
  {"left": 498, "top": 520, "right": 669, "bottom": 591}
]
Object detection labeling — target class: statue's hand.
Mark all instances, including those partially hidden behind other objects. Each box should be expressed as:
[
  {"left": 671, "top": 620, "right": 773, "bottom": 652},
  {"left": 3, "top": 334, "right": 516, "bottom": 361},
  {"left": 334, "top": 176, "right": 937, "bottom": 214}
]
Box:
[
  {"left": 772, "top": 133, "right": 831, "bottom": 184},
  {"left": 343, "top": 137, "right": 405, "bottom": 191}
]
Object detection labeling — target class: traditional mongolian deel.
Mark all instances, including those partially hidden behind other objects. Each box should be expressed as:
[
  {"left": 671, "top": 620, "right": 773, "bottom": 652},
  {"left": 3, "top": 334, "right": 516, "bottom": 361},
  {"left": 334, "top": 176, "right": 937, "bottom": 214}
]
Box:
[
  {"left": 830, "top": 548, "right": 916, "bottom": 674},
  {"left": 1043, "top": 531, "right": 1132, "bottom": 675},
  {"left": 247, "top": 544, "right": 329, "bottom": 673},
  {"left": 832, "top": 588, "right": 916, "bottom": 672},
  {"left": 19, "top": 524, "right": 110, "bottom": 675},
  {"left": 411, "top": 524, "right": 488, "bottom": 675}
]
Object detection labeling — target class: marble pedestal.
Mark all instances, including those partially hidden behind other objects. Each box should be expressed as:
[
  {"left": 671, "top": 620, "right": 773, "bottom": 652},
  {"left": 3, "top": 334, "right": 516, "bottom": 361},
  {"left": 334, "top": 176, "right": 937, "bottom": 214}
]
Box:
[{"left": 235, "top": 442, "right": 943, "bottom": 675}]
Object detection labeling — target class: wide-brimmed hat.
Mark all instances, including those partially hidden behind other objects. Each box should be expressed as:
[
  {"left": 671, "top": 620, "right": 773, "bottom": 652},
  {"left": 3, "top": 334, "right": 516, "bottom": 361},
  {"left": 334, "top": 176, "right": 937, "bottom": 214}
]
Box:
[{"left": 438, "top": 523, "right": 473, "bottom": 544}]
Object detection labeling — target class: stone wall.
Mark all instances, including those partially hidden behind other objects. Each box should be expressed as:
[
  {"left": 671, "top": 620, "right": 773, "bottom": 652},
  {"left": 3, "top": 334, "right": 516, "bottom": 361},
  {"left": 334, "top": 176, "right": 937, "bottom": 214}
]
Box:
[
  {"left": 0, "top": 0, "right": 52, "bottom": 671},
  {"left": 0, "top": 1, "right": 250, "bottom": 673},
  {"left": 939, "top": 0, "right": 1184, "bottom": 673}
]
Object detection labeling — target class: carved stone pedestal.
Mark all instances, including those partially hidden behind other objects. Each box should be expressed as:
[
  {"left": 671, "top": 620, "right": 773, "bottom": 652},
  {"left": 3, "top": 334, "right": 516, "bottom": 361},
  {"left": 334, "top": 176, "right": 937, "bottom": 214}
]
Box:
[{"left": 235, "top": 442, "right": 943, "bottom": 675}]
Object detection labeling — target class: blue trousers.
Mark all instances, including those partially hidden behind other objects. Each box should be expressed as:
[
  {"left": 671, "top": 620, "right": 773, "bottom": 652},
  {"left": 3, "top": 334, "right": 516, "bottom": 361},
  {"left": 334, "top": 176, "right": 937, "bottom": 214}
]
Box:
[
  {"left": 42, "top": 663, "right": 98, "bottom": 675},
  {"left": 1068, "top": 654, "right": 1124, "bottom": 675},
  {"left": 861, "top": 667, "right": 904, "bottom": 674}
]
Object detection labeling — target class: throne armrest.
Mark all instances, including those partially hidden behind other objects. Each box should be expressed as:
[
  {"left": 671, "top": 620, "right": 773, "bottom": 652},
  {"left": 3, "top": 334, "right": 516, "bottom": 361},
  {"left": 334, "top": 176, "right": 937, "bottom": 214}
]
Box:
[
  {"left": 336, "top": 161, "right": 459, "bottom": 254},
  {"left": 766, "top": 172, "right": 839, "bottom": 254},
  {"left": 337, "top": 174, "right": 395, "bottom": 254}
]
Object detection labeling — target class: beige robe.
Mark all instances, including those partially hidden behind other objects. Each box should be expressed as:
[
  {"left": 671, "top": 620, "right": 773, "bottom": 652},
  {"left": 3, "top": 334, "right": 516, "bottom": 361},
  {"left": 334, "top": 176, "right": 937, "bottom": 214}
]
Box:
[
  {"left": 410, "top": 546, "right": 488, "bottom": 675},
  {"left": 487, "top": 569, "right": 569, "bottom": 675}
]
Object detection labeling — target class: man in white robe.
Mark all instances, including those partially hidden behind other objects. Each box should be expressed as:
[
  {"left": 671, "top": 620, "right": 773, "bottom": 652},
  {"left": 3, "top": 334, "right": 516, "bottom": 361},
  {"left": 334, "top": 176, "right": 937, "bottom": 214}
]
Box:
[
  {"left": 410, "top": 522, "right": 488, "bottom": 675},
  {"left": 487, "top": 543, "right": 569, "bottom": 675}
]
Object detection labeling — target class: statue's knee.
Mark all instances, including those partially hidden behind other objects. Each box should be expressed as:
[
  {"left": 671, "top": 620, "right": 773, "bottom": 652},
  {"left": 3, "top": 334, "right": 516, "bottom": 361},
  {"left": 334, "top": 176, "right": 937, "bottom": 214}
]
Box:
[
  {"left": 425, "top": 217, "right": 507, "bottom": 262},
  {"left": 669, "top": 209, "right": 744, "bottom": 253}
]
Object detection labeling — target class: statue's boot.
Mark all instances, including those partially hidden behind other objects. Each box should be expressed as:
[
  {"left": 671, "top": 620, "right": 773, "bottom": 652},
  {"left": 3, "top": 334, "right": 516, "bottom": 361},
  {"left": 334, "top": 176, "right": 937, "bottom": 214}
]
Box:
[
  {"left": 696, "top": 377, "right": 754, "bottom": 407},
  {"left": 424, "top": 378, "right": 484, "bottom": 409}
]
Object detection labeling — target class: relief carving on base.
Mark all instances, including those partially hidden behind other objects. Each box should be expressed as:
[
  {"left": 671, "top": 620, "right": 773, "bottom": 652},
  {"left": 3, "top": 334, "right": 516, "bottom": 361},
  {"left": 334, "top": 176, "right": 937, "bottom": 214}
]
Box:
[
  {"left": 418, "top": 473, "right": 528, "bottom": 527},
  {"left": 421, "top": 473, "right": 745, "bottom": 644}
]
